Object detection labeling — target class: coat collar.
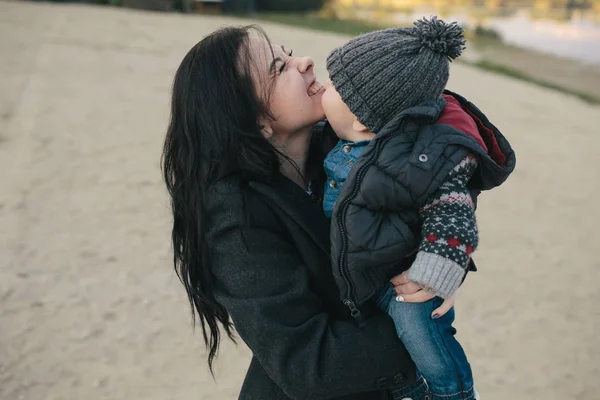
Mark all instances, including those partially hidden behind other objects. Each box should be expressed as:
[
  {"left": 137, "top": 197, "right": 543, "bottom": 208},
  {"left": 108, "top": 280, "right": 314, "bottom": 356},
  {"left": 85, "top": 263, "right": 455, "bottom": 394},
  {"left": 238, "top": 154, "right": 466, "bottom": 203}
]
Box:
[
  {"left": 249, "top": 173, "right": 331, "bottom": 257},
  {"left": 377, "top": 97, "right": 447, "bottom": 138}
]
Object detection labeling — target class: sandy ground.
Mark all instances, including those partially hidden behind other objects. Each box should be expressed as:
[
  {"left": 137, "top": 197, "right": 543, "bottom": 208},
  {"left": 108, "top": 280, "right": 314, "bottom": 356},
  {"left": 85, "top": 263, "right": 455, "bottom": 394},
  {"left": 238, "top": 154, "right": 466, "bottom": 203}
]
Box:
[
  {"left": 467, "top": 39, "right": 600, "bottom": 101},
  {"left": 0, "top": 2, "right": 599, "bottom": 399}
]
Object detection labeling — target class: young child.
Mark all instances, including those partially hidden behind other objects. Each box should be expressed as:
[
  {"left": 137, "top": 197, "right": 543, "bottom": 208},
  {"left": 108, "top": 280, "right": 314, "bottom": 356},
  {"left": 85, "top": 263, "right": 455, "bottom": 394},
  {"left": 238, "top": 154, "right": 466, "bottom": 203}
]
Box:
[{"left": 321, "top": 17, "right": 516, "bottom": 400}]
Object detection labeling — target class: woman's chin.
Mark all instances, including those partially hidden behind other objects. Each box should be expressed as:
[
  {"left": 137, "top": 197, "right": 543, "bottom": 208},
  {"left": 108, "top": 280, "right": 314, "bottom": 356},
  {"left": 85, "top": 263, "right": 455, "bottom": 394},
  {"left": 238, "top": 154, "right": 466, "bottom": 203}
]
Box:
[{"left": 314, "top": 109, "right": 326, "bottom": 122}]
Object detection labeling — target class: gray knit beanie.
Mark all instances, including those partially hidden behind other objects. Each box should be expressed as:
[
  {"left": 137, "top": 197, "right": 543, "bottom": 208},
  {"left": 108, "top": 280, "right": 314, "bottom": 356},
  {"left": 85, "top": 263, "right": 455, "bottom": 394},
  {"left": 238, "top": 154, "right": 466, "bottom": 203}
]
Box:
[{"left": 326, "top": 17, "right": 466, "bottom": 133}]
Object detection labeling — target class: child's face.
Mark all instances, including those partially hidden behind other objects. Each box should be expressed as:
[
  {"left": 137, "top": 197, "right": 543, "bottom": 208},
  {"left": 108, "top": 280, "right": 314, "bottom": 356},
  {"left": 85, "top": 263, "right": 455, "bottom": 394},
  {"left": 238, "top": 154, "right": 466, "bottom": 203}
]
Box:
[{"left": 321, "top": 79, "right": 361, "bottom": 140}]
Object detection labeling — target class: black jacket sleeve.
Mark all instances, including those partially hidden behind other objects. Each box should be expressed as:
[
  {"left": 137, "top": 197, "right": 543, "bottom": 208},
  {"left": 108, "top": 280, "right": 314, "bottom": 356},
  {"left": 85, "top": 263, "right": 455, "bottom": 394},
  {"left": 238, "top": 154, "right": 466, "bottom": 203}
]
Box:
[{"left": 207, "top": 187, "right": 417, "bottom": 399}]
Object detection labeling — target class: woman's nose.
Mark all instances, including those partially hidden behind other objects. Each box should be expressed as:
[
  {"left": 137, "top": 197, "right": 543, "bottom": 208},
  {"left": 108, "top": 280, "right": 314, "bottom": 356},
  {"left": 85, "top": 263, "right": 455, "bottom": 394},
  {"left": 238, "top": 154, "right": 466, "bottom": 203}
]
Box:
[{"left": 295, "top": 56, "right": 314, "bottom": 74}]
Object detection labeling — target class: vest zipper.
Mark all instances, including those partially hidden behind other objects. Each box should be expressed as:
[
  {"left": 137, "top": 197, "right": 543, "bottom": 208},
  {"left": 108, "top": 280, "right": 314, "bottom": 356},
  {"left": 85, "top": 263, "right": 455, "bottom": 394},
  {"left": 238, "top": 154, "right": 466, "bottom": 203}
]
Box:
[{"left": 336, "top": 126, "right": 402, "bottom": 322}]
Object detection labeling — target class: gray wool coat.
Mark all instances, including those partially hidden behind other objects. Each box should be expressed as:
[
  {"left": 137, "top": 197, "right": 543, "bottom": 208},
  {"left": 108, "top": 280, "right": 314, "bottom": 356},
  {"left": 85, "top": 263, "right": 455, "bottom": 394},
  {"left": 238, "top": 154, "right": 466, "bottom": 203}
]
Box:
[{"left": 205, "top": 167, "right": 418, "bottom": 399}]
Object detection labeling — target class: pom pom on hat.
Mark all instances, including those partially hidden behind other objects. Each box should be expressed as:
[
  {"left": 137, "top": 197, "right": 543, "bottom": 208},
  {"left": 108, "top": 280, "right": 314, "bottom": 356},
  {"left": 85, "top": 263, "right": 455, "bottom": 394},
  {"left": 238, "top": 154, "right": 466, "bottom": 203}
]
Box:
[{"left": 412, "top": 16, "right": 466, "bottom": 61}]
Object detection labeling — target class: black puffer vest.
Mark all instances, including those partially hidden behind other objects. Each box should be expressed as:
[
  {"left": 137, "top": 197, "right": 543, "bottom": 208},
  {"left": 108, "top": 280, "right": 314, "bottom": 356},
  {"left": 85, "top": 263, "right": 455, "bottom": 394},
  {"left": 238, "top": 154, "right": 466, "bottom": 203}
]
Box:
[{"left": 330, "top": 91, "right": 516, "bottom": 320}]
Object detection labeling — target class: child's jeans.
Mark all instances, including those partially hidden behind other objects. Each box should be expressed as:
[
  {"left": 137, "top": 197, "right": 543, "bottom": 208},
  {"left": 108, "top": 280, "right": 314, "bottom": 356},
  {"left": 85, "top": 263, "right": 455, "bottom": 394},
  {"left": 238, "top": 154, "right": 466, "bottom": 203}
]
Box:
[{"left": 377, "top": 284, "right": 476, "bottom": 400}]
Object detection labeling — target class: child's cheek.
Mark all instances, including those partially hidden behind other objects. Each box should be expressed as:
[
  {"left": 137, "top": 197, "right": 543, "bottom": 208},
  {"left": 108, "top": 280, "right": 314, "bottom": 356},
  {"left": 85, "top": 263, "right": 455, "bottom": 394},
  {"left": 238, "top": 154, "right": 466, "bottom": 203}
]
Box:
[{"left": 320, "top": 90, "right": 329, "bottom": 114}]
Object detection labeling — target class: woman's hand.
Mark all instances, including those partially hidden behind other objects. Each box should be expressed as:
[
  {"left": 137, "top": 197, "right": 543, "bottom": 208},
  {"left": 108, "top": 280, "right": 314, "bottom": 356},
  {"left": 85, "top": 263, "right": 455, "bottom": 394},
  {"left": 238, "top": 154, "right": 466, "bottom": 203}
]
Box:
[{"left": 390, "top": 271, "right": 456, "bottom": 318}]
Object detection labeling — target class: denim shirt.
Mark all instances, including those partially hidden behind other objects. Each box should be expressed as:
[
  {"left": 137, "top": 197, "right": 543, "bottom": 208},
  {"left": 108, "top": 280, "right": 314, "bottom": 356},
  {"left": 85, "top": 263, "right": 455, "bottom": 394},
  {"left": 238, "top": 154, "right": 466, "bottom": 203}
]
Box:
[{"left": 323, "top": 139, "right": 371, "bottom": 217}]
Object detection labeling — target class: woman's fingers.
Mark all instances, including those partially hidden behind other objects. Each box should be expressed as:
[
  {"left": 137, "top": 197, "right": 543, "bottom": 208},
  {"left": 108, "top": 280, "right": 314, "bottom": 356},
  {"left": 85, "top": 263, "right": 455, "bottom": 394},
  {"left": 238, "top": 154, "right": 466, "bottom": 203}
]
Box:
[
  {"left": 395, "top": 290, "right": 434, "bottom": 303},
  {"left": 431, "top": 294, "right": 456, "bottom": 319},
  {"left": 394, "top": 281, "right": 421, "bottom": 295},
  {"left": 389, "top": 271, "right": 410, "bottom": 286}
]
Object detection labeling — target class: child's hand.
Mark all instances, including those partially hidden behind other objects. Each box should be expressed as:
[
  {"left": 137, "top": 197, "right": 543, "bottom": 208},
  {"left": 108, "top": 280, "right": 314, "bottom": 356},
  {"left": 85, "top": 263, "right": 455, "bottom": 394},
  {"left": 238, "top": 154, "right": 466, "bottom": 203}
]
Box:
[
  {"left": 390, "top": 271, "right": 456, "bottom": 318},
  {"left": 390, "top": 271, "right": 421, "bottom": 295}
]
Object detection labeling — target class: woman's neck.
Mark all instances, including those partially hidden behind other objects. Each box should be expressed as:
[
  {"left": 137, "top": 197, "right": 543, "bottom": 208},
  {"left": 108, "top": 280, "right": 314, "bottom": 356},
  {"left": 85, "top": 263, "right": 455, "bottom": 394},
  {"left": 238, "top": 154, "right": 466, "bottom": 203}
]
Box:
[{"left": 274, "top": 127, "right": 312, "bottom": 190}]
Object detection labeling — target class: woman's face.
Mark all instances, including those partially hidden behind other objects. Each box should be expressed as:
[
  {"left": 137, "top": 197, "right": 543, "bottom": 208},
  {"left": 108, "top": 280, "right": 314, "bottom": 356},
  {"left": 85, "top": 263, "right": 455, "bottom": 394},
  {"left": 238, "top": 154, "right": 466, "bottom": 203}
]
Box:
[{"left": 248, "top": 37, "right": 326, "bottom": 137}]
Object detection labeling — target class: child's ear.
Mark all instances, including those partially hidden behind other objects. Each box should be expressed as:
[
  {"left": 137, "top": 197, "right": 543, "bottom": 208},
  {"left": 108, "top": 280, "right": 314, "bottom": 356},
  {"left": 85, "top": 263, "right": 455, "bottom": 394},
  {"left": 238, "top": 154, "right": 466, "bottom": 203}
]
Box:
[{"left": 352, "top": 119, "right": 369, "bottom": 133}]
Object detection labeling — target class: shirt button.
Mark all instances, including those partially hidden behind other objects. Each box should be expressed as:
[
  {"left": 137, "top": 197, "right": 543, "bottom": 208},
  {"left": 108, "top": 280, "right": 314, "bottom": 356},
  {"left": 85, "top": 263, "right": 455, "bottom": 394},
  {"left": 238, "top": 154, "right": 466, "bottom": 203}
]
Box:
[
  {"left": 418, "top": 154, "right": 428, "bottom": 162},
  {"left": 393, "top": 372, "right": 404, "bottom": 384},
  {"left": 375, "top": 377, "right": 388, "bottom": 388},
  {"left": 343, "top": 145, "right": 352, "bottom": 154},
  {"left": 329, "top": 180, "right": 337, "bottom": 189}
]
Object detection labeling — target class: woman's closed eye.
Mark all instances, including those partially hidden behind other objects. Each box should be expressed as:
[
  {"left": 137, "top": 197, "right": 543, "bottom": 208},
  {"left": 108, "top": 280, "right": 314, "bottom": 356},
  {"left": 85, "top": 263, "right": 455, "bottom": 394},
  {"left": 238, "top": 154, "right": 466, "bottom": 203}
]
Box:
[
  {"left": 278, "top": 61, "right": 287, "bottom": 74},
  {"left": 278, "top": 48, "right": 294, "bottom": 74}
]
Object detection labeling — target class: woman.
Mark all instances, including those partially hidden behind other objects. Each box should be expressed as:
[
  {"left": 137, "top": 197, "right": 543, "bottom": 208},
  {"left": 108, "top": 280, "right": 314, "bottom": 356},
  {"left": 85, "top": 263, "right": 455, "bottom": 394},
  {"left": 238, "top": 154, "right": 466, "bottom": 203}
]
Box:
[{"left": 162, "top": 25, "right": 445, "bottom": 399}]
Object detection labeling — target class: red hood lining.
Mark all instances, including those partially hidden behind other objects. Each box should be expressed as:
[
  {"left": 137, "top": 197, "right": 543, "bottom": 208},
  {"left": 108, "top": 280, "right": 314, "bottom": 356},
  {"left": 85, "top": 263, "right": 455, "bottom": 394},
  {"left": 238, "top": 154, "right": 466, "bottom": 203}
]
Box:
[{"left": 438, "top": 94, "right": 506, "bottom": 167}]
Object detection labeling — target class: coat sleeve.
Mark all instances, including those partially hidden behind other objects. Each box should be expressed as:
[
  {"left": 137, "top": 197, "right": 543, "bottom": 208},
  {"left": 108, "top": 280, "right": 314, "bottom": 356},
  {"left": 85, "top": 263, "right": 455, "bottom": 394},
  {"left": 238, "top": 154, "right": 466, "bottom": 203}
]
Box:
[{"left": 208, "top": 189, "right": 417, "bottom": 400}]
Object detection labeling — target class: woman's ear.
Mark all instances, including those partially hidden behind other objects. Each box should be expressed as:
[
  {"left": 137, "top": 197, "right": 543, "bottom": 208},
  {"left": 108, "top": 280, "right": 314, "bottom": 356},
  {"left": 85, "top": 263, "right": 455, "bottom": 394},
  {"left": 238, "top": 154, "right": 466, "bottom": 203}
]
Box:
[
  {"left": 259, "top": 119, "right": 274, "bottom": 140},
  {"left": 352, "top": 119, "right": 369, "bottom": 133}
]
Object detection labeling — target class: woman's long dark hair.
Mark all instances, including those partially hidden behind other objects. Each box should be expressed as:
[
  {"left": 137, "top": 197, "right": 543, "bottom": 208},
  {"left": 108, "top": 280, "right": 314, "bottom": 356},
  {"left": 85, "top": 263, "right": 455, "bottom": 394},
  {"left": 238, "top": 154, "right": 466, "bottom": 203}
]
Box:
[{"left": 161, "top": 26, "right": 282, "bottom": 372}]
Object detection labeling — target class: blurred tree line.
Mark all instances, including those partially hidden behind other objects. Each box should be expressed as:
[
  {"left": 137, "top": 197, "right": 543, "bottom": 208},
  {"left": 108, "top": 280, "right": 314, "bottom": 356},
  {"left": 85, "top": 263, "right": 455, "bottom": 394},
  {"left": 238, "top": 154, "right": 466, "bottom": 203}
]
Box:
[
  {"left": 253, "top": 0, "right": 324, "bottom": 11},
  {"left": 42, "top": 0, "right": 325, "bottom": 13}
]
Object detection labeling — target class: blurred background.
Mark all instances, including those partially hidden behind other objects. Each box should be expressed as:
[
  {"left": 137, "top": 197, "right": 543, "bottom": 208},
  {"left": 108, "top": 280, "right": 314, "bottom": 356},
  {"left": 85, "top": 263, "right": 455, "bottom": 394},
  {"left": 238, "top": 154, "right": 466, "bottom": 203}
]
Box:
[{"left": 1, "top": 0, "right": 599, "bottom": 400}]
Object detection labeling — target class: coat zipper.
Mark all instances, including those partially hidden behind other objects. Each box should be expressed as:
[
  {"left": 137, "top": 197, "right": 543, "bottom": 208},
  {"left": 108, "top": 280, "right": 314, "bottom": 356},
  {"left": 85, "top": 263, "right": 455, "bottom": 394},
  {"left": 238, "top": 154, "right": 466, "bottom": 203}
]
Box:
[{"left": 336, "top": 126, "right": 402, "bottom": 322}]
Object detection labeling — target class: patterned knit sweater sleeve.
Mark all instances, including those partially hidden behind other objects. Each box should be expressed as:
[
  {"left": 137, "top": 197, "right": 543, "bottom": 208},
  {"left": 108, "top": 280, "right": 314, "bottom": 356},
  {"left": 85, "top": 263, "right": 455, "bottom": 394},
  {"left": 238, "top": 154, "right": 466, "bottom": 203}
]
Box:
[{"left": 407, "top": 154, "right": 479, "bottom": 299}]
